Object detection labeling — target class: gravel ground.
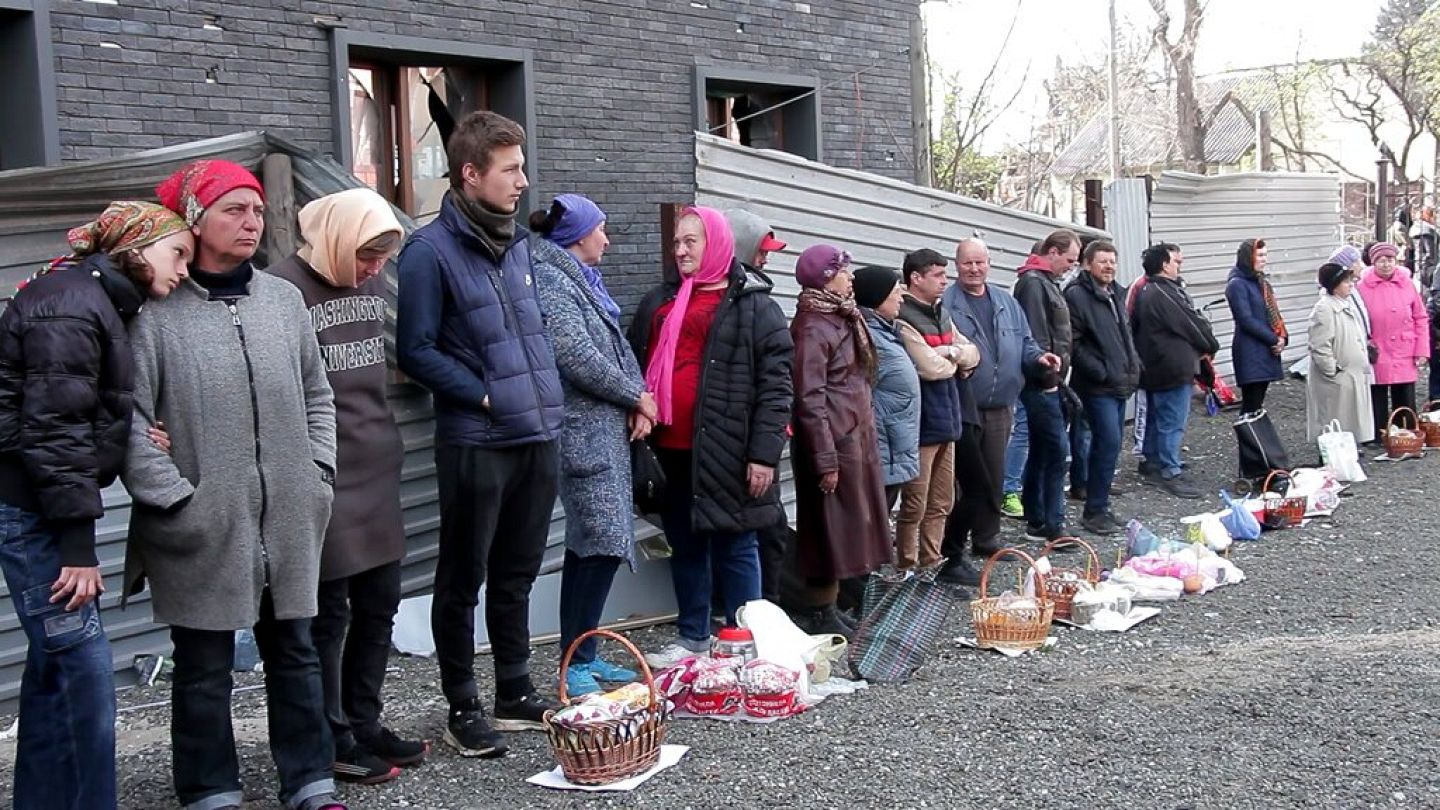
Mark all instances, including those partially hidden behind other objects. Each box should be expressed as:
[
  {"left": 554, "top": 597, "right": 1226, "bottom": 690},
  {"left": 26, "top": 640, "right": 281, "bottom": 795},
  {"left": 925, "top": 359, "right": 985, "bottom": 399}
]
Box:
[{"left": 5, "top": 378, "right": 1440, "bottom": 809}]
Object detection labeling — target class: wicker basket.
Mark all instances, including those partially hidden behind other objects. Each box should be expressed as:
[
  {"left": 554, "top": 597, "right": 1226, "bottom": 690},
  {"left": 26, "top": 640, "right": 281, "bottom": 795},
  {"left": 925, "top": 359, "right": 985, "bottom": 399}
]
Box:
[
  {"left": 1385, "top": 407, "right": 1426, "bottom": 459},
  {"left": 543, "top": 629, "right": 668, "bottom": 786},
  {"left": 1420, "top": 401, "right": 1440, "bottom": 448},
  {"left": 1260, "top": 470, "right": 1307, "bottom": 528},
  {"left": 1037, "top": 537, "right": 1100, "bottom": 621},
  {"left": 971, "top": 548, "right": 1054, "bottom": 652}
]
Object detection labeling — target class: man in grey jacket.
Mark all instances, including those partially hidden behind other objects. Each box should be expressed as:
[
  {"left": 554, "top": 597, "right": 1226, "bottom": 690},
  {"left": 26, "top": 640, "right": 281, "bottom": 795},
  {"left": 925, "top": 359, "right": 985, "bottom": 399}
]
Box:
[{"left": 942, "top": 238, "right": 1058, "bottom": 576}]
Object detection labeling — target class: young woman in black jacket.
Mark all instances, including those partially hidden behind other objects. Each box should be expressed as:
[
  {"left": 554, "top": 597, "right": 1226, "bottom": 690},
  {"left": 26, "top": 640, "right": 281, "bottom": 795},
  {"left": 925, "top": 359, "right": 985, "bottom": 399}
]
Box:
[{"left": 0, "top": 201, "right": 192, "bottom": 810}]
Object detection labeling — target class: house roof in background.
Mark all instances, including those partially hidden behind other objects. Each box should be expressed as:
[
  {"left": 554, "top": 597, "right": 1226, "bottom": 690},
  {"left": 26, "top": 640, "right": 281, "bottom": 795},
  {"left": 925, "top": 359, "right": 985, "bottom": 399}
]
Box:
[{"left": 1052, "top": 68, "right": 1289, "bottom": 177}]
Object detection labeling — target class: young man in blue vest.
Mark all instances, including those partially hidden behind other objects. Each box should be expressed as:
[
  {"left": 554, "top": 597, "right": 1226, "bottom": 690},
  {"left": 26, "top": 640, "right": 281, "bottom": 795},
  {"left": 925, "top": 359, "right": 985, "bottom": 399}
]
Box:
[{"left": 396, "top": 111, "right": 565, "bottom": 759}]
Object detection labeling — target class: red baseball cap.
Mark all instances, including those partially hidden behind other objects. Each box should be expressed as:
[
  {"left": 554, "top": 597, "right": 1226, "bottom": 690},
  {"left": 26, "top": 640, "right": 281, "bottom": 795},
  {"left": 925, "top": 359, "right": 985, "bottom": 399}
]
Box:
[{"left": 758, "top": 232, "right": 787, "bottom": 252}]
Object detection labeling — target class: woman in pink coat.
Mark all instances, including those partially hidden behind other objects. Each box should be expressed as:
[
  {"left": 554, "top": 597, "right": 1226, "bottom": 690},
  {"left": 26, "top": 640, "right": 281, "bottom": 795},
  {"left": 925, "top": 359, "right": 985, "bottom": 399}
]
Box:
[{"left": 1356, "top": 241, "right": 1430, "bottom": 440}]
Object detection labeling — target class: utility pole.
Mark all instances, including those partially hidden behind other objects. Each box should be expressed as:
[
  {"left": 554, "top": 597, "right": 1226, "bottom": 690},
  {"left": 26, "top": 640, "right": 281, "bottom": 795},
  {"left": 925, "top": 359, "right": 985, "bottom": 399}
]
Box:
[
  {"left": 910, "top": 11, "right": 933, "bottom": 187},
  {"left": 1107, "top": 0, "right": 1122, "bottom": 182}
]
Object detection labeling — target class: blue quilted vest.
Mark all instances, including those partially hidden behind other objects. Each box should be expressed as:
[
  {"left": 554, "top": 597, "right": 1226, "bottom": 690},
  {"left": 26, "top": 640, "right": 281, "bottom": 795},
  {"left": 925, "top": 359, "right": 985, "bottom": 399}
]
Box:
[{"left": 408, "top": 196, "right": 564, "bottom": 447}]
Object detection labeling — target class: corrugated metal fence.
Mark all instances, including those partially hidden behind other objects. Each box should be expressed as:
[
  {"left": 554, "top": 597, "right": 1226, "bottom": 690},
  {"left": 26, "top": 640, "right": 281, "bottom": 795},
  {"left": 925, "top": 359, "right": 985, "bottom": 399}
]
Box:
[{"left": 1145, "top": 171, "right": 1343, "bottom": 378}]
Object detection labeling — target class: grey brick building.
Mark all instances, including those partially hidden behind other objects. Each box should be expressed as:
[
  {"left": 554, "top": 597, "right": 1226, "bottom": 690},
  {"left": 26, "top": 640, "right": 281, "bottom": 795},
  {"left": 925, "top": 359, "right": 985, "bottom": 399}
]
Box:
[{"left": 4, "top": 0, "right": 920, "bottom": 310}]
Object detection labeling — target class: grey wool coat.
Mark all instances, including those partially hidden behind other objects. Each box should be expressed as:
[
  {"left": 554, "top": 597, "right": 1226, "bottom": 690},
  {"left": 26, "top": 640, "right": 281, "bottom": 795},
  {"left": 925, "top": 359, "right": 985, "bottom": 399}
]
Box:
[
  {"left": 122, "top": 270, "right": 337, "bottom": 631},
  {"left": 532, "top": 238, "right": 645, "bottom": 567}
]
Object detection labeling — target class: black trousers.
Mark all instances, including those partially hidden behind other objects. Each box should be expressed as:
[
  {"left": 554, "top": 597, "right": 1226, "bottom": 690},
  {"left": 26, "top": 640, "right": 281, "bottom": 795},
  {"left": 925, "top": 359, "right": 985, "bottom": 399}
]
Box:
[
  {"left": 756, "top": 518, "right": 790, "bottom": 606},
  {"left": 432, "top": 441, "right": 558, "bottom": 705},
  {"left": 1240, "top": 382, "right": 1270, "bottom": 414},
  {"left": 170, "top": 590, "right": 333, "bottom": 809},
  {"left": 942, "top": 418, "right": 1003, "bottom": 559},
  {"left": 1372, "top": 381, "right": 1417, "bottom": 438},
  {"left": 312, "top": 560, "right": 402, "bottom": 752}
]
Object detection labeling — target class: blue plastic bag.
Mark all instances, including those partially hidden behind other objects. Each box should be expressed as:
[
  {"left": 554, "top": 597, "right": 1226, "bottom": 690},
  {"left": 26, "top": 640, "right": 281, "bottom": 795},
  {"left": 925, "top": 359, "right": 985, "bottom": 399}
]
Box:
[{"left": 1220, "top": 490, "right": 1261, "bottom": 541}]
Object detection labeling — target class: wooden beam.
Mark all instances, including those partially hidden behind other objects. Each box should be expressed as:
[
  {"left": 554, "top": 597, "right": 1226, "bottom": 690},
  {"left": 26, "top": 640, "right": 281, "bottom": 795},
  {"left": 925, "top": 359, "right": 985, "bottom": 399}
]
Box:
[{"left": 261, "top": 153, "right": 298, "bottom": 265}]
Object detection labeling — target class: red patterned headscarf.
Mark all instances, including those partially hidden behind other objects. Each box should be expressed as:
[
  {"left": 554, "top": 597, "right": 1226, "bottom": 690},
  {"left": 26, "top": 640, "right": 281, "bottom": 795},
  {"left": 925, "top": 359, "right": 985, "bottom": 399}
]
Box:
[
  {"left": 155, "top": 159, "right": 265, "bottom": 226},
  {"left": 19, "top": 201, "right": 188, "bottom": 291}
]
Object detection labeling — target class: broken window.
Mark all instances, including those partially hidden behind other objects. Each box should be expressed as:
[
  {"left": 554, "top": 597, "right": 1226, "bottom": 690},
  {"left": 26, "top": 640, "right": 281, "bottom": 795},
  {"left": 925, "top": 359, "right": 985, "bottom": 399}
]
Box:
[{"left": 699, "top": 70, "right": 820, "bottom": 161}]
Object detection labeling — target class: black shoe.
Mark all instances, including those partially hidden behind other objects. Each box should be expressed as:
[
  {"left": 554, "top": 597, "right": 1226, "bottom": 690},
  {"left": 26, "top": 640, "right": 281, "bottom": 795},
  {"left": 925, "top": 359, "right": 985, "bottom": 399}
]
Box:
[
  {"left": 493, "top": 690, "right": 561, "bottom": 732},
  {"left": 971, "top": 540, "right": 1003, "bottom": 559},
  {"left": 1081, "top": 512, "right": 1122, "bottom": 536},
  {"left": 797, "top": 605, "right": 855, "bottom": 641},
  {"left": 1024, "top": 524, "right": 1053, "bottom": 542},
  {"left": 357, "top": 726, "right": 429, "bottom": 768},
  {"left": 333, "top": 743, "right": 401, "bottom": 785},
  {"left": 937, "top": 557, "right": 981, "bottom": 587},
  {"left": 1161, "top": 474, "right": 1204, "bottom": 500},
  {"left": 444, "top": 699, "right": 507, "bottom": 758},
  {"left": 1067, "top": 486, "right": 1087, "bottom": 502}
]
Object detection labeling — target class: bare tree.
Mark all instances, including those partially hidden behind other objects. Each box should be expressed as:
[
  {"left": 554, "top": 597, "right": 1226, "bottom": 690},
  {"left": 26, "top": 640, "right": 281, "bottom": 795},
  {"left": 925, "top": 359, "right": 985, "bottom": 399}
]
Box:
[
  {"left": 1148, "top": 0, "right": 1207, "bottom": 172},
  {"left": 928, "top": 1, "right": 1030, "bottom": 198}
]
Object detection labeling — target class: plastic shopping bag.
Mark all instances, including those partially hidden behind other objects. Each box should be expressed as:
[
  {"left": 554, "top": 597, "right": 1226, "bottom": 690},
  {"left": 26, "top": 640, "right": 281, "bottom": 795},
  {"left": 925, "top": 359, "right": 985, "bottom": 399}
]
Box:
[
  {"left": 1318, "top": 419, "right": 1366, "bottom": 483},
  {"left": 1219, "top": 490, "right": 1261, "bottom": 541}
]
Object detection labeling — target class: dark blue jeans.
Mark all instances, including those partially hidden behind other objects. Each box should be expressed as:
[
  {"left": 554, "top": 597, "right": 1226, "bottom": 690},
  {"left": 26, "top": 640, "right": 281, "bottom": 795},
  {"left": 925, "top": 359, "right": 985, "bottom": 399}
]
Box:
[
  {"left": 1143, "top": 385, "right": 1191, "bottom": 479},
  {"left": 0, "top": 502, "right": 116, "bottom": 810},
  {"left": 559, "top": 550, "right": 622, "bottom": 665},
  {"left": 657, "top": 449, "right": 761, "bottom": 648},
  {"left": 170, "top": 590, "right": 334, "bottom": 810},
  {"left": 1069, "top": 412, "right": 1091, "bottom": 492},
  {"left": 1081, "top": 395, "right": 1126, "bottom": 517},
  {"left": 1020, "top": 388, "right": 1068, "bottom": 535}
]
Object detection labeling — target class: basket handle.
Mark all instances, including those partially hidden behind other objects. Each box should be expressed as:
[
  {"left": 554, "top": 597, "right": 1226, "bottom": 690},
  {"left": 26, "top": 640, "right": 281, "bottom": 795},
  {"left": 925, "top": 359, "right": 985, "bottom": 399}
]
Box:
[
  {"left": 1389, "top": 406, "right": 1419, "bottom": 432},
  {"left": 978, "top": 546, "right": 1048, "bottom": 603},
  {"left": 1040, "top": 536, "right": 1100, "bottom": 577},
  {"left": 1261, "top": 469, "right": 1291, "bottom": 494},
  {"left": 556, "top": 628, "right": 658, "bottom": 709}
]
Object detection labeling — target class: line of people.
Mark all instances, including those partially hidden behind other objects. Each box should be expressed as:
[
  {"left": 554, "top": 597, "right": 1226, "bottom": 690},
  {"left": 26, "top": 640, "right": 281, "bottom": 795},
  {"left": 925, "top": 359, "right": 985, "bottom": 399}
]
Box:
[{"left": 3, "top": 102, "right": 1427, "bottom": 810}]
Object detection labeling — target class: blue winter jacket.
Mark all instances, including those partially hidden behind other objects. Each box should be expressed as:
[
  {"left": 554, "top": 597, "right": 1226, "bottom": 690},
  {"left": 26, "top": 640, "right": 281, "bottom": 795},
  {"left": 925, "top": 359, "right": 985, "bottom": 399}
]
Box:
[
  {"left": 396, "top": 194, "right": 564, "bottom": 447},
  {"left": 944, "top": 283, "right": 1044, "bottom": 410},
  {"left": 1224, "top": 262, "right": 1284, "bottom": 386},
  {"left": 863, "top": 310, "right": 921, "bottom": 486}
]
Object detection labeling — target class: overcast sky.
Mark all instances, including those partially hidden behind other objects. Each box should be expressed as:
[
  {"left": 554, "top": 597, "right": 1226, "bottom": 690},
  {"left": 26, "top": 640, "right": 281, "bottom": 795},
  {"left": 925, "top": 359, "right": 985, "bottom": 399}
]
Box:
[{"left": 926, "top": 0, "right": 1388, "bottom": 149}]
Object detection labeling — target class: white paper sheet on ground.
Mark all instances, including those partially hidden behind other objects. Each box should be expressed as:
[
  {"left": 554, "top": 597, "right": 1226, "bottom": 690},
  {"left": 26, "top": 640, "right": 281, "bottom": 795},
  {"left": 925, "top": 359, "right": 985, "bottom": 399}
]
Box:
[
  {"left": 526, "top": 744, "right": 689, "bottom": 792},
  {"left": 808, "top": 676, "right": 868, "bottom": 698},
  {"left": 955, "top": 637, "right": 1057, "bottom": 657},
  {"left": 1055, "top": 606, "right": 1162, "bottom": 632}
]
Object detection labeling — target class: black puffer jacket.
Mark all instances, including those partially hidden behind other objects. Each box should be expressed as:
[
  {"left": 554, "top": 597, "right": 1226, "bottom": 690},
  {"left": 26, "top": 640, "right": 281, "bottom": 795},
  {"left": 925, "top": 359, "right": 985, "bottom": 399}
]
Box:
[
  {"left": 1064, "top": 271, "right": 1141, "bottom": 398},
  {"left": 1131, "top": 275, "right": 1220, "bottom": 391},
  {"left": 0, "top": 254, "right": 144, "bottom": 566},
  {"left": 628, "top": 261, "right": 794, "bottom": 533}
]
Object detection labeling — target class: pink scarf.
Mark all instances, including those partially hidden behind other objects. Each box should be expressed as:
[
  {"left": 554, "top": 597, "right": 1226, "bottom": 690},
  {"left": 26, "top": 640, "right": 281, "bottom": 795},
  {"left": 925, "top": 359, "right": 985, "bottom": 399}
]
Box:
[{"left": 645, "top": 206, "right": 735, "bottom": 425}]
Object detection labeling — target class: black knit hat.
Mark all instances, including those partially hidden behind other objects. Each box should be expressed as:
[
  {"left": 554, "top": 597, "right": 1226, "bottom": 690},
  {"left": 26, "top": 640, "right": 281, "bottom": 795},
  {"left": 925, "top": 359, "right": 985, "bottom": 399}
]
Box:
[
  {"left": 853, "top": 264, "right": 900, "bottom": 309},
  {"left": 1317, "top": 261, "right": 1352, "bottom": 293}
]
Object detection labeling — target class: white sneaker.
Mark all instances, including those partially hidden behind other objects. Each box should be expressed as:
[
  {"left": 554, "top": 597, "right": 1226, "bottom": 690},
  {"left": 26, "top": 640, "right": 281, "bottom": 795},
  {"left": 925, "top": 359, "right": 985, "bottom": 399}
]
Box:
[{"left": 644, "top": 641, "right": 705, "bottom": 670}]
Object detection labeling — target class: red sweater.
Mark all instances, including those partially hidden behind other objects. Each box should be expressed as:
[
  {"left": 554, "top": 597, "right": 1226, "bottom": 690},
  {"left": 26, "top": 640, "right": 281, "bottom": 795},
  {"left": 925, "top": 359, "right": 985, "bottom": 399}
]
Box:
[{"left": 649, "top": 288, "right": 725, "bottom": 450}]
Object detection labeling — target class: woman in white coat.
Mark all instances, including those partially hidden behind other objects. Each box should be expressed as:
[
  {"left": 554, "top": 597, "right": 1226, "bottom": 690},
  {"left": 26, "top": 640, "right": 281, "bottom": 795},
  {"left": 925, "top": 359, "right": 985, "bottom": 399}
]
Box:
[{"left": 1307, "top": 262, "right": 1374, "bottom": 443}]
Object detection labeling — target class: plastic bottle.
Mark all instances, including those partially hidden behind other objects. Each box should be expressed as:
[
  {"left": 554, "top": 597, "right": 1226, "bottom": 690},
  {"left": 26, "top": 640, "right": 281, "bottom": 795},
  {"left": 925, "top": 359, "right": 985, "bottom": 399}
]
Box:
[{"left": 711, "top": 627, "right": 757, "bottom": 663}]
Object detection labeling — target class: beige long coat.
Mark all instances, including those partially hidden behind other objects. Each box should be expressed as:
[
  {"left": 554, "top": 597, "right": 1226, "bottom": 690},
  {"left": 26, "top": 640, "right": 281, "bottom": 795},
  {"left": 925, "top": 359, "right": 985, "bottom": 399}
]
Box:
[{"left": 1306, "top": 293, "right": 1375, "bottom": 443}]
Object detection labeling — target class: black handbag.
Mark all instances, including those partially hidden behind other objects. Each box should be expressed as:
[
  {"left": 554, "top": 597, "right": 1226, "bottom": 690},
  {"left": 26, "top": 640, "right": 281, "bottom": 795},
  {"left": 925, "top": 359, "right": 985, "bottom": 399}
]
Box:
[
  {"left": 630, "top": 439, "right": 667, "bottom": 515},
  {"left": 1233, "top": 408, "right": 1292, "bottom": 481}
]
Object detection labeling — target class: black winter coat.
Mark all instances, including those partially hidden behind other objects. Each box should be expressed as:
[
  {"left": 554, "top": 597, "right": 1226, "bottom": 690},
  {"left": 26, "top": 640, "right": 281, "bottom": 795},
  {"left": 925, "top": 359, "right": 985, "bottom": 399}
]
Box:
[
  {"left": 1064, "top": 271, "right": 1141, "bottom": 398},
  {"left": 628, "top": 261, "right": 794, "bottom": 534},
  {"left": 1130, "top": 275, "right": 1220, "bottom": 391},
  {"left": 0, "top": 255, "right": 144, "bottom": 566},
  {"left": 1013, "top": 264, "right": 1072, "bottom": 389}
]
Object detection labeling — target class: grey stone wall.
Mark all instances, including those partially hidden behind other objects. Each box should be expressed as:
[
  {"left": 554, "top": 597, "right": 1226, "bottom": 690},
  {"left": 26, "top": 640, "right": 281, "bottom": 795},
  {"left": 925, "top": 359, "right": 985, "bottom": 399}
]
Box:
[{"left": 47, "top": 0, "right": 918, "bottom": 311}]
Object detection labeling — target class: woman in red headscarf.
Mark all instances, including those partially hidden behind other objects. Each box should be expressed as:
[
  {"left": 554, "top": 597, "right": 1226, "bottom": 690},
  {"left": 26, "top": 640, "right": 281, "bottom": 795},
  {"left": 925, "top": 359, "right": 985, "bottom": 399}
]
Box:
[
  {"left": 126, "top": 160, "right": 346, "bottom": 810},
  {"left": 627, "top": 206, "right": 793, "bottom": 670},
  {"left": 0, "top": 201, "right": 191, "bottom": 810},
  {"left": 788, "top": 244, "right": 889, "bottom": 639}
]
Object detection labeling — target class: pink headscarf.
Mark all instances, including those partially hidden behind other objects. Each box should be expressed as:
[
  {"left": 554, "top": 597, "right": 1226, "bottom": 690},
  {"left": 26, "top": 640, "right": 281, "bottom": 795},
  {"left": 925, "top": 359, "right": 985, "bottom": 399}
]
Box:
[{"left": 645, "top": 206, "right": 735, "bottom": 425}]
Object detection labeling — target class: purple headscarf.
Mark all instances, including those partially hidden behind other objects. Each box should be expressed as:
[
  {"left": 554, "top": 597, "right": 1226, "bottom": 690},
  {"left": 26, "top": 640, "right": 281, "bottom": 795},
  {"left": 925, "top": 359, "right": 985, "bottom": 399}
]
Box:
[{"left": 545, "top": 193, "right": 619, "bottom": 321}]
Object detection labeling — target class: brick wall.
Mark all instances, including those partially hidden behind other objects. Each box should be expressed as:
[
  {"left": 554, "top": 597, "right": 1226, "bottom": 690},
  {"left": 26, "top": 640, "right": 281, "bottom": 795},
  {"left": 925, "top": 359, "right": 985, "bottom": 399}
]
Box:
[{"left": 47, "top": 0, "right": 918, "bottom": 311}]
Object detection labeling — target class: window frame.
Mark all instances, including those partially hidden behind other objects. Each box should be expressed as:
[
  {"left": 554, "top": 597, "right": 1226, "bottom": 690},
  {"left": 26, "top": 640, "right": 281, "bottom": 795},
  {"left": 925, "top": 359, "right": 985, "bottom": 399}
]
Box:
[
  {"left": 694, "top": 66, "right": 821, "bottom": 162},
  {"left": 329, "top": 31, "right": 537, "bottom": 216},
  {"left": 0, "top": 0, "right": 60, "bottom": 168}
]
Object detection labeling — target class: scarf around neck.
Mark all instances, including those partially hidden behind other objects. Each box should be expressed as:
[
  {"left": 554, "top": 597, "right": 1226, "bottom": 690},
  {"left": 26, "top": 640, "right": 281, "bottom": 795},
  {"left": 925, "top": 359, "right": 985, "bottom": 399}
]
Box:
[
  {"left": 449, "top": 188, "right": 516, "bottom": 260},
  {"left": 798, "top": 286, "right": 877, "bottom": 381},
  {"left": 644, "top": 206, "right": 735, "bottom": 425},
  {"left": 1257, "top": 270, "right": 1288, "bottom": 341},
  {"left": 576, "top": 259, "right": 622, "bottom": 322}
]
